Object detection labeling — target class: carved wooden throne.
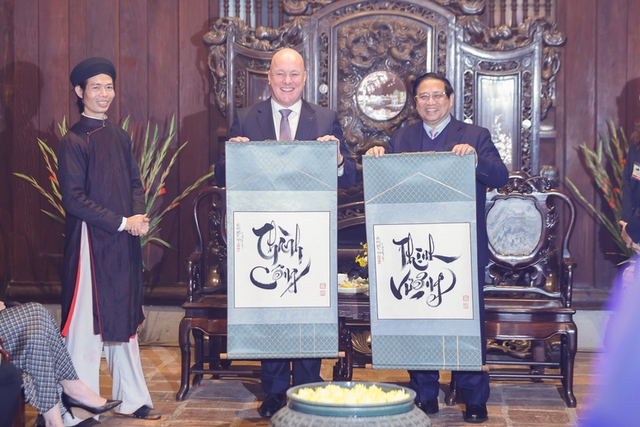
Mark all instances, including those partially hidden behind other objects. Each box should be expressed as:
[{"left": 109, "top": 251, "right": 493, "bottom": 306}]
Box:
[
  {"left": 447, "top": 171, "right": 578, "bottom": 407},
  {"left": 483, "top": 171, "right": 577, "bottom": 407},
  {"left": 198, "top": 0, "right": 568, "bottom": 395},
  {"left": 204, "top": 0, "right": 566, "bottom": 198}
]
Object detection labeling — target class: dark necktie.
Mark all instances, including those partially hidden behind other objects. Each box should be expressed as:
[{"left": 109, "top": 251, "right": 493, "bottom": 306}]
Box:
[{"left": 279, "top": 109, "right": 293, "bottom": 141}]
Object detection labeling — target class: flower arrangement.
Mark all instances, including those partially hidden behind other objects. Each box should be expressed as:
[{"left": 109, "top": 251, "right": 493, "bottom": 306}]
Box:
[
  {"left": 294, "top": 383, "right": 410, "bottom": 404},
  {"left": 13, "top": 115, "right": 214, "bottom": 250},
  {"left": 355, "top": 242, "right": 367, "bottom": 268},
  {"left": 565, "top": 120, "right": 635, "bottom": 261},
  {"left": 122, "top": 116, "right": 215, "bottom": 249},
  {"left": 13, "top": 119, "right": 67, "bottom": 225}
]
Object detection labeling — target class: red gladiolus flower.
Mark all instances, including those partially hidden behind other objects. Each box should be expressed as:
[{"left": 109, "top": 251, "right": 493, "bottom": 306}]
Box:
[
  {"left": 622, "top": 158, "right": 627, "bottom": 166},
  {"left": 609, "top": 200, "right": 616, "bottom": 209},
  {"left": 159, "top": 188, "right": 167, "bottom": 195},
  {"left": 614, "top": 188, "right": 621, "bottom": 194}
]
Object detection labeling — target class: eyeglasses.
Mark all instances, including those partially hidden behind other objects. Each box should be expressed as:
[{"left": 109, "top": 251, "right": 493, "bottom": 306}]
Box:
[{"left": 415, "top": 92, "right": 447, "bottom": 102}]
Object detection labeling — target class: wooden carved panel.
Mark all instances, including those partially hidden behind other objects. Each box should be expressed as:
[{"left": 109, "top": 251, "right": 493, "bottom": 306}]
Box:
[
  {"left": 203, "top": 0, "right": 565, "bottom": 188},
  {"left": 335, "top": 18, "right": 432, "bottom": 151},
  {"left": 232, "top": 55, "right": 271, "bottom": 111},
  {"left": 203, "top": 16, "right": 308, "bottom": 118},
  {"left": 454, "top": 16, "right": 565, "bottom": 173},
  {"left": 308, "top": 1, "right": 458, "bottom": 155}
]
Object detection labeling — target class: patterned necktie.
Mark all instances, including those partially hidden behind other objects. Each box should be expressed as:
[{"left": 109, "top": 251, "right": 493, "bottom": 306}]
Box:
[
  {"left": 430, "top": 128, "right": 438, "bottom": 139},
  {"left": 279, "top": 109, "right": 293, "bottom": 141}
]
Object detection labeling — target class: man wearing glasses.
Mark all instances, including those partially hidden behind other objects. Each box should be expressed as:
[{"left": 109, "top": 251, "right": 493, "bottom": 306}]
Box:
[{"left": 366, "top": 73, "right": 508, "bottom": 423}]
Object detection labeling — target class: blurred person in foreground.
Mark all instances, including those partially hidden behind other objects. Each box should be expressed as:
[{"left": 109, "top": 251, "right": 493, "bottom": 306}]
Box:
[
  {"left": 620, "top": 121, "right": 640, "bottom": 256},
  {"left": 583, "top": 123, "right": 640, "bottom": 426},
  {"left": 0, "top": 338, "right": 23, "bottom": 427},
  {"left": 580, "top": 257, "right": 639, "bottom": 427}
]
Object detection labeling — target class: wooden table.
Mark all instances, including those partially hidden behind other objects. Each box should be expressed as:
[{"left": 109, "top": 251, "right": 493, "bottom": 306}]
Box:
[
  {"left": 334, "top": 291, "right": 372, "bottom": 380},
  {"left": 178, "top": 291, "right": 372, "bottom": 398}
]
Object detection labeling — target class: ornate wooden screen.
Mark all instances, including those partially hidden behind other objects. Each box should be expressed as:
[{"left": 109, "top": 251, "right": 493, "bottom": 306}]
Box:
[
  {"left": 453, "top": 17, "right": 565, "bottom": 174},
  {"left": 204, "top": 0, "right": 565, "bottom": 186},
  {"left": 303, "top": 1, "right": 457, "bottom": 157}
]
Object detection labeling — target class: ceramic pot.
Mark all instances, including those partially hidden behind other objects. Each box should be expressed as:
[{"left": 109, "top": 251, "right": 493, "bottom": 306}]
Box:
[{"left": 269, "top": 381, "right": 432, "bottom": 427}]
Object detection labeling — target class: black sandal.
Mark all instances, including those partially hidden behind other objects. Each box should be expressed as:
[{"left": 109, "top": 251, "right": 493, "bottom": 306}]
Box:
[{"left": 118, "top": 405, "right": 161, "bottom": 420}]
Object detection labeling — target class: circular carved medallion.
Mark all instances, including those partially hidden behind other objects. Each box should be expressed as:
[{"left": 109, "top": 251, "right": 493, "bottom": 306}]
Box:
[{"left": 356, "top": 71, "right": 407, "bottom": 121}]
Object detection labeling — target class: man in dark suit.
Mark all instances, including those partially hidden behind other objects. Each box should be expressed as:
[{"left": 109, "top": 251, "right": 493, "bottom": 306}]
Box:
[
  {"left": 214, "top": 48, "right": 356, "bottom": 189},
  {"left": 367, "top": 73, "right": 508, "bottom": 423},
  {"left": 215, "top": 48, "right": 356, "bottom": 418}
]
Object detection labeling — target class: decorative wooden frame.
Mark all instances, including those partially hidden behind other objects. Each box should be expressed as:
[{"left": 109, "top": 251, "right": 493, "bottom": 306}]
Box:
[{"left": 204, "top": 0, "right": 564, "bottom": 178}]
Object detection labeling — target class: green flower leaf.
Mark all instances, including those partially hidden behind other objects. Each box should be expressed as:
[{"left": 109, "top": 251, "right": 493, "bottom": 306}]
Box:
[
  {"left": 566, "top": 119, "right": 635, "bottom": 262},
  {"left": 15, "top": 115, "right": 215, "bottom": 258}
]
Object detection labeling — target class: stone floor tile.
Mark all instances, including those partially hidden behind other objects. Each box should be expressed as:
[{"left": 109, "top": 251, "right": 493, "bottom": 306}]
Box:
[
  {"left": 507, "top": 409, "right": 572, "bottom": 424},
  {"left": 21, "top": 345, "right": 592, "bottom": 427}
]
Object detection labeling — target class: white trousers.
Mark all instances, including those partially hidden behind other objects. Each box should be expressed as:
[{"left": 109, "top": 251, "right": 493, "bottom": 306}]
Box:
[{"left": 63, "top": 223, "right": 152, "bottom": 426}]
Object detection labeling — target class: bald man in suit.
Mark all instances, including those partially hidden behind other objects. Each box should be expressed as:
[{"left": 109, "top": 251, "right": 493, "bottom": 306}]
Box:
[
  {"left": 214, "top": 48, "right": 355, "bottom": 189},
  {"left": 215, "top": 48, "right": 355, "bottom": 418}
]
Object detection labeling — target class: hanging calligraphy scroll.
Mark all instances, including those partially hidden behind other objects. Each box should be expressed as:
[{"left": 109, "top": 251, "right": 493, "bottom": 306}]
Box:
[
  {"left": 363, "top": 152, "right": 483, "bottom": 371},
  {"left": 226, "top": 141, "right": 338, "bottom": 359}
]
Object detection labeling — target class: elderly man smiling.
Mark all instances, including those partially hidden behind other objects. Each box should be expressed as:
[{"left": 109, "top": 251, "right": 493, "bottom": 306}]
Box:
[{"left": 367, "top": 73, "right": 508, "bottom": 424}]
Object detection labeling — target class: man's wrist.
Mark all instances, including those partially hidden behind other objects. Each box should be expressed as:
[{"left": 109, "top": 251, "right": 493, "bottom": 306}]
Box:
[{"left": 337, "top": 156, "right": 345, "bottom": 168}]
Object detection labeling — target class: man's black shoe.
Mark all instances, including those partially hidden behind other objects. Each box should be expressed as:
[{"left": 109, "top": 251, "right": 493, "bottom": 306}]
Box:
[
  {"left": 258, "top": 393, "right": 286, "bottom": 418},
  {"left": 415, "top": 398, "right": 439, "bottom": 414},
  {"left": 463, "top": 403, "right": 488, "bottom": 423}
]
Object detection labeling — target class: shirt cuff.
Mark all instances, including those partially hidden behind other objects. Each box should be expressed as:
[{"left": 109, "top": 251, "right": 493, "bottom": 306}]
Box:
[
  {"left": 118, "top": 217, "right": 127, "bottom": 232},
  {"left": 337, "top": 157, "right": 345, "bottom": 176}
]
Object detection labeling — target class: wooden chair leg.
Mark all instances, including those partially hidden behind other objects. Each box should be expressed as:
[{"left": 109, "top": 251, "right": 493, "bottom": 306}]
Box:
[
  {"left": 445, "top": 377, "right": 458, "bottom": 406},
  {"left": 192, "top": 329, "right": 205, "bottom": 387},
  {"left": 220, "top": 336, "right": 231, "bottom": 369},
  {"left": 530, "top": 340, "right": 545, "bottom": 382},
  {"left": 12, "top": 395, "right": 25, "bottom": 427},
  {"left": 207, "top": 336, "right": 223, "bottom": 377},
  {"left": 177, "top": 318, "right": 193, "bottom": 401},
  {"left": 333, "top": 317, "right": 353, "bottom": 381},
  {"left": 562, "top": 329, "right": 578, "bottom": 408}
]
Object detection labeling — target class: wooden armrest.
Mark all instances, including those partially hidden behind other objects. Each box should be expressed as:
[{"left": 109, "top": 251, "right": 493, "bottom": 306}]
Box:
[
  {"left": 187, "top": 251, "right": 203, "bottom": 302},
  {"left": 561, "top": 257, "right": 575, "bottom": 307},
  {"left": 188, "top": 251, "right": 202, "bottom": 265}
]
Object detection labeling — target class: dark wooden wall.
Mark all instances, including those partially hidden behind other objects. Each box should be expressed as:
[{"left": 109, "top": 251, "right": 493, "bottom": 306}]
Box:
[
  {"left": 554, "top": 0, "right": 640, "bottom": 306},
  {"left": 0, "top": 0, "right": 638, "bottom": 308},
  {"left": 0, "top": 0, "right": 224, "bottom": 304}
]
